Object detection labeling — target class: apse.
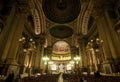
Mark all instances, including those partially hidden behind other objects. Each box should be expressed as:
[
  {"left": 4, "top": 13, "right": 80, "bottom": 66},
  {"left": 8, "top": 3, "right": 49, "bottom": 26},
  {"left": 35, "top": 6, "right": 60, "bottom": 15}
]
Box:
[{"left": 52, "top": 41, "right": 71, "bottom": 61}]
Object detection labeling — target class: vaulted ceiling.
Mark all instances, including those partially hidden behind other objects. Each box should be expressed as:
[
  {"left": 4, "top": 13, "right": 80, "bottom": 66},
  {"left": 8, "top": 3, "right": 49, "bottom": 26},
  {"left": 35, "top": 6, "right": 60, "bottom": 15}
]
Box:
[{"left": 15, "top": 0, "right": 115, "bottom": 58}]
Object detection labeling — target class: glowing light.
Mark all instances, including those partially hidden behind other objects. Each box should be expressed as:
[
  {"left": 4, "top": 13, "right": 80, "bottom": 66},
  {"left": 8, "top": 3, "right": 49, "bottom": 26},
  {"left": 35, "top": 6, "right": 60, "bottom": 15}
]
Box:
[
  {"left": 51, "top": 64, "right": 56, "bottom": 70},
  {"left": 48, "top": 61, "right": 53, "bottom": 64},
  {"left": 67, "top": 64, "right": 72, "bottom": 70}
]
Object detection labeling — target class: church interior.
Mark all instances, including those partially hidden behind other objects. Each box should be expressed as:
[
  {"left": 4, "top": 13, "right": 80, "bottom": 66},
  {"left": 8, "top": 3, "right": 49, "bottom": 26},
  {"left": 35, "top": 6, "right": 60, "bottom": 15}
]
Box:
[{"left": 0, "top": 0, "right": 120, "bottom": 82}]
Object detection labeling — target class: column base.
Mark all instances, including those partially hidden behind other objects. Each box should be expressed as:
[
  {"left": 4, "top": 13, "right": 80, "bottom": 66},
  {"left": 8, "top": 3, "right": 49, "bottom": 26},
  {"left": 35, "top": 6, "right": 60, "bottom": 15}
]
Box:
[
  {"left": 102, "top": 60, "right": 114, "bottom": 74},
  {"left": 1, "top": 58, "right": 19, "bottom": 75},
  {"left": 113, "top": 57, "right": 120, "bottom": 73},
  {"left": 5, "top": 58, "right": 18, "bottom": 65}
]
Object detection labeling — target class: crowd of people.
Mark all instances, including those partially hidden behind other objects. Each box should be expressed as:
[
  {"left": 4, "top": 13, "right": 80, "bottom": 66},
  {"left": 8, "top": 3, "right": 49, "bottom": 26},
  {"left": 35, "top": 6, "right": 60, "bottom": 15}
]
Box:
[
  {"left": 61, "top": 70, "right": 101, "bottom": 82},
  {"left": 1, "top": 70, "right": 101, "bottom": 82}
]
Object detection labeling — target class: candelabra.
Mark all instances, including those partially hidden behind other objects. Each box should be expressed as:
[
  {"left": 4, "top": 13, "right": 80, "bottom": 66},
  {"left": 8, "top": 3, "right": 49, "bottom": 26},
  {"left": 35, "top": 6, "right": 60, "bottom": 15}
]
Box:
[
  {"left": 18, "top": 36, "right": 36, "bottom": 74},
  {"left": 87, "top": 37, "right": 104, "bottom": 72}
]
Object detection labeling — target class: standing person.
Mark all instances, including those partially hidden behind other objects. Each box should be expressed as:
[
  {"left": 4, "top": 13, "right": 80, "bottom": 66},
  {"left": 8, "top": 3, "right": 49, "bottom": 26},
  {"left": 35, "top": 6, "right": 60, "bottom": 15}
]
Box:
[
  {"left": 96, "top": 71, "right": 101, "bottom": 78},
  {"left": 83, "top": 77, "right": 87, "bottom": 82},
  {"left": 5, "top": 71, "right": 14, "bottom": 82},
  {"left": 94, "top": 71, "right": 101, "bottom": 78},
  {"left": 58, "top": 73, "right": 63, "bottom": 82},
  {"left": 80, "top": 77, "right": 83, "bottom": 82}
]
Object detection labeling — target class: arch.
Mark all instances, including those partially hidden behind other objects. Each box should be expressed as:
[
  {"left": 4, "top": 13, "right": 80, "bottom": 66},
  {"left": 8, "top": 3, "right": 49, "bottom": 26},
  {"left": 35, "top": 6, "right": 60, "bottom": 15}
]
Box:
[
  {"left": 52, "top": 40, "right": 71, "bottom": 61},
  {"left": 36, "top": 0, "right": 46, "bottom": 34},
  {"left": 32, "top": 9, "right": 41, "bottom": 35},
  {"left": 53, "top": 41, "right": 71, "bottom": 54},
  {"left": 31, "top": 1, "right": 46, "bottom": 35},
  {"left": 77, "top": 0, "right": 94, "bottom": 35}
]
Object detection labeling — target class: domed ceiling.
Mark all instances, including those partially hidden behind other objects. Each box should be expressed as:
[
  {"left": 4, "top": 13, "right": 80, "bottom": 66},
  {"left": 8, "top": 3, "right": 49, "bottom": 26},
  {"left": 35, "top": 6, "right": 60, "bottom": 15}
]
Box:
[
  {"left": 53, "top": 41, "right": 70, "bottom": 54},
  {"left": 52, "top": 41, "right": 71, "bottom": 61},
  {"left": 42, "top": 0, "right": 81, "bottom": 23},
  {"left": 49, "top": 25, "right": 73, "bottom": 39}
]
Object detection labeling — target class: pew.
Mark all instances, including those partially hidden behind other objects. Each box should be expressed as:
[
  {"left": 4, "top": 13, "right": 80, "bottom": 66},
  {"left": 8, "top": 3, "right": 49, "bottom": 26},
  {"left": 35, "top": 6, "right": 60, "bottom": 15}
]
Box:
[
  {"left": 20, "top": 74, "right": 60, "bottom": 82},
  {"left": 62, "top": 74, "right": 120, "bottom": 82}
]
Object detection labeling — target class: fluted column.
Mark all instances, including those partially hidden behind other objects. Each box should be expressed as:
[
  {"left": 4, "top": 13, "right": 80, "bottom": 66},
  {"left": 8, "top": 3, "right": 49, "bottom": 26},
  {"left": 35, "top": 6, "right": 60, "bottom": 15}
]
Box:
[
  {"left": 78, "top": 36, "right": 87, "bottom": 68},
  {"left": 34, "top": 41, "right": 41, "bottom": 71},
  {"left": 39, "top": 35, "right": 46, "bottom": 72},
  {"left": 96, "top": 9, "right": 120, "bottom": 73},
  {"left": 0, "top": 4, "right": 30, "bottom": 75},
  {"left": 105, "top": 11, "right": 120, "bottom": 63},
  {"left": 6, "top": 14, "right": 27, "bottom": 63},
  {"left": 92, "top": 1, "right": 120, "bottom": 73},
  {"left": 78, "top": 46, "right": 83, "bottom": 68},
  {"left": 34, "top": 35, "right": 45, "bottom": 73},
  {"left": 97, "top": 17, "right": 114, "bottom": 73},
  {"left": 0, "top": 5, "right": 16, "bottom": 62}
]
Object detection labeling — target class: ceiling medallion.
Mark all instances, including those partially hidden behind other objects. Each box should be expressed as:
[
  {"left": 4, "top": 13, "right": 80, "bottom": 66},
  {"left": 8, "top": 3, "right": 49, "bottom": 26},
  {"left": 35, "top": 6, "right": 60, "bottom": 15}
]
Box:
[
  {"left": 42, "top": 0, "right": 81, "bottom": 23},
  {"left": 49, "top": 25, "right": 73, "bottom": 39}
]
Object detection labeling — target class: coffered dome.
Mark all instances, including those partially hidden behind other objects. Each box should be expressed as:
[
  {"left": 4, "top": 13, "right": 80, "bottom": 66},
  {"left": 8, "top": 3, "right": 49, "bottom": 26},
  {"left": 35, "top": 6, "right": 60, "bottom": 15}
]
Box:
[
  {"left": 49, "top": 25, "right": 73, "bottom": 39},
  {"left": 42, "top": 0, "right": 81, "bottom": 23}
]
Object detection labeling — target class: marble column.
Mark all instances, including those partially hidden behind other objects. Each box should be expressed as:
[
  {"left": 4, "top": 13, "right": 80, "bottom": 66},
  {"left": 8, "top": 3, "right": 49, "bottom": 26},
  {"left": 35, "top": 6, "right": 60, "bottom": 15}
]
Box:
[
  {"left": 34, "top": 41, "right": 41, "bottom": 72},
  {"left": 104, "top": 11, "right": 120, "bottom": 73},
  {"left": 6, "top": 14, "right": 26, "bottom": 64},
  {"left": 0, "top": 5, "right": 16, "bottom": 62},
  {"left": 78, "top": 36, "right": 87, "bottom": 71},
  {"left": 0, "top": 5, "right": 28, "bottom": 75},
  {"left": 96, "top": 10, "right": 119, "bottom": 73},
  {"left": 105, "top": 11, "right": 120, "bottom": 63},
  {"left": 40, "top": 45, "right": 45, "bottom": 72},
  {"left": 78, "top": 46, "right": 83, "bottom": 68},
  {"left": 39, "top": 36, "right": 46, "bottom": 73},
  {"left": 34, "top": 36, "right": 45, "bottom": 73}
]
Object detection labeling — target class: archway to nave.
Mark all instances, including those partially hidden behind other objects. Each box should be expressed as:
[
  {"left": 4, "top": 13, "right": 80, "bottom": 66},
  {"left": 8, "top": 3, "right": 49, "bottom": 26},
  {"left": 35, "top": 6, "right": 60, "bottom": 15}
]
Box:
[{"left": 50, "top": 41, "right": 72, "bottom": 73}]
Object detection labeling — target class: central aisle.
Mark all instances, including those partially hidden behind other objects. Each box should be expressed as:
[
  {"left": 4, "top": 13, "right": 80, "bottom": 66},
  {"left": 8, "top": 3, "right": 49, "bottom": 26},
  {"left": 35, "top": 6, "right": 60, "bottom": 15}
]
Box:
[{"left": 58, "top": 73, "right": 63, "bottom": 82}]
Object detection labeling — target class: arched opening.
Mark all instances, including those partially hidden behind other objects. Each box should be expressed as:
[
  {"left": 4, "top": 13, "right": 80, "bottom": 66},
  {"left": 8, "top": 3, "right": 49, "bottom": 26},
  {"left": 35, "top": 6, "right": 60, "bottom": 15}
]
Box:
[
  {"left": 52, "top": 41, "right": 71, "bottom": 61},
  {"left": 49, "top": 41, "right": 72, "bottom": 73}
]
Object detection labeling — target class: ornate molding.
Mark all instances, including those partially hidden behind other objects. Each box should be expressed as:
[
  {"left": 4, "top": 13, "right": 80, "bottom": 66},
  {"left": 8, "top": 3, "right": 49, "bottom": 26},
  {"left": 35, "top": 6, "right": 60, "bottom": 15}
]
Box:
[
  {"left": 16, "top": 0, "right": 31, "bottom": 17},
  {"left": 92, "top": 0, "right": 114, "bottom": 19}
]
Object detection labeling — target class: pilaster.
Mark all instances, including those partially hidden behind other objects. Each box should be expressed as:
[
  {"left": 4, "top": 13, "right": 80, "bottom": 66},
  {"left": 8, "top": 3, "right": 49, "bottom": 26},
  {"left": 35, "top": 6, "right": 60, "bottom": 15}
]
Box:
[
  {"left": 96, "top": 9, "right": 120, "bottom": 73},
  {"left": 34, "top": 34, "right": 46, "bottom": 73},
  {"left": 0, "top": 5, "right": 16, "bottom": 62},
  {"left": 39, "top": 34, "right": 46, "bottom": 72},
  {"left": 105, "top": 11, "right": 120, "bottom": 64},
  {"left": 0, "top": 3, "right": 30, "bottom": 75},
  {"left": 78, "top": 35, "right": 87, "bottom": 70}
]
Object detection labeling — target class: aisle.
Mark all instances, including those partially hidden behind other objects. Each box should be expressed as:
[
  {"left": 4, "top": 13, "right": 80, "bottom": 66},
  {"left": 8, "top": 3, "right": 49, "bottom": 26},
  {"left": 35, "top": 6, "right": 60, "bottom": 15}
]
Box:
[{"left": 58, "top": 73, "right": 63, "bottom": 82}]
